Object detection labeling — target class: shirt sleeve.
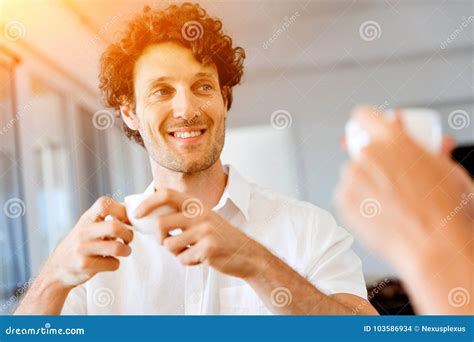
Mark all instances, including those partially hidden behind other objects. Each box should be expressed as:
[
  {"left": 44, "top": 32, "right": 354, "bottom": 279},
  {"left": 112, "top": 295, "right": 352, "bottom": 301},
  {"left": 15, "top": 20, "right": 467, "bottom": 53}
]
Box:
[
  {"left": 303, "top": 208, "right": 368, "bottom": 300},
  {"left": 61, "top": 284, "right": 87, "bottom": 315}
]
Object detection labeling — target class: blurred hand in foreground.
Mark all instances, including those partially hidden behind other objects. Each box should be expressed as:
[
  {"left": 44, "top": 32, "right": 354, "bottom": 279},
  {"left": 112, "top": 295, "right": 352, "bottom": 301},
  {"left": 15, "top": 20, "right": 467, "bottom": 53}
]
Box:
[{"left": 335, "top": 106, "right": 473, "bottom": 314}]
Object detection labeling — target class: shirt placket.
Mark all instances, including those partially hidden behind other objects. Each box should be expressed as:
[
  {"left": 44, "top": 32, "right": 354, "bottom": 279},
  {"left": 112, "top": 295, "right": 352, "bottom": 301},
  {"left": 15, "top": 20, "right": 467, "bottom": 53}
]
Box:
[{"left": 184, "top": 264, "right": 204, "bottom": 315}]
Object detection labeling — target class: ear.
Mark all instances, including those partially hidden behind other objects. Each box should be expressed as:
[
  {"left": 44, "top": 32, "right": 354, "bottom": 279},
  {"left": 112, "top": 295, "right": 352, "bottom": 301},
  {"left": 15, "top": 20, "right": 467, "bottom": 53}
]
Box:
[{"left": 120, "top": 104, "right": 139, "bottom": 130}]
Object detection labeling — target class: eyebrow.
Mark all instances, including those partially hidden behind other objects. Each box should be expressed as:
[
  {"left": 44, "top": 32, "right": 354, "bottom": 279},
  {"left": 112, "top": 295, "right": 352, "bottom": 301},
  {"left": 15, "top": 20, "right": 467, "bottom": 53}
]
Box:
[
  {"left": 193, "top": 72, "right": 215, "bottom": 79},
  {"left": 146, "top": 72, "right": 216, "bottom": 88},
  {"left": 146, "top": 77, "right": 173, "bottom": 88}
]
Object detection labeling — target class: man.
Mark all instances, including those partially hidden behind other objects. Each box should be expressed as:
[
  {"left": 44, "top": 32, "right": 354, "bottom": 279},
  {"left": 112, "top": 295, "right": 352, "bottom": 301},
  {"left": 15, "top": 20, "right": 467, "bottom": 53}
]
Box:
[
  {"left": 15, "top": 3, "right": 376, "bottom": 315},
  {"left": 335, "top": 107, "right": 473, "bottom": 314}
]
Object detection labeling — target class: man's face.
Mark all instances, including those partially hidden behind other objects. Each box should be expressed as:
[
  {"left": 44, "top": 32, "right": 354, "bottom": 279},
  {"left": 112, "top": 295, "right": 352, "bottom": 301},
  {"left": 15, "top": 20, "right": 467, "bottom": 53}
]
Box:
[{"left": 132, "top": 42, "right": 227, "bottom": 173}]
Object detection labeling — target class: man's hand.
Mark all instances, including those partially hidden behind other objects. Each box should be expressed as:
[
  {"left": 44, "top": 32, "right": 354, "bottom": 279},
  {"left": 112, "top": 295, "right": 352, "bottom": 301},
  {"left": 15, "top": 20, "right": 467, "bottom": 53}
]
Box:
[
  {"left": 15, "top": 196, "right": 134, "bottom": 315},
  {"left": 43, "top": 196, "right": 134, "bottom": 288},
  {"left": 134, "top": 188, "right": 377, "bottom": 315},
  {"left": 335, "top": 106, "right": 473, "bottom": 268},
  {"left": 334, "top": 106, "right": 474, "bottom": 314},
  {"left": 134, "top": 189, "right": 267, "bottom": 279}
]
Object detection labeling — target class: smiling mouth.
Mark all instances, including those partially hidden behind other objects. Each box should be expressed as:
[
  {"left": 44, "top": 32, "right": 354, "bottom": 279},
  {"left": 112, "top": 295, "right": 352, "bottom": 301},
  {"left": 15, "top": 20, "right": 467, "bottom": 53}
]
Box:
[{"left": 168, "top": 128, "right": 207, "bottom": 140}]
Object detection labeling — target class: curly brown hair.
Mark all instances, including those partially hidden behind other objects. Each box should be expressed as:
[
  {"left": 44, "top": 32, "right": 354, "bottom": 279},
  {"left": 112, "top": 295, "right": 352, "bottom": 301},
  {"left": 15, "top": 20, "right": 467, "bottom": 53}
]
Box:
[{"left": 98, "top": 2, "right": 245, "bottom": 147}]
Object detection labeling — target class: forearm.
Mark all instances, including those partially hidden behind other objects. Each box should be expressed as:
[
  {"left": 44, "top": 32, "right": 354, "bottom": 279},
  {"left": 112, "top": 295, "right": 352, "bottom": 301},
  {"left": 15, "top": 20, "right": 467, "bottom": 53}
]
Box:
[
  {"left": 243, "top": 247, "right": 355, "bottom": 315},
  {"left": 398, "top": 233, "right": 474, "bottom": 315},
  {"left": 14, "top": 270, "right": 72, "bottom": 315}
]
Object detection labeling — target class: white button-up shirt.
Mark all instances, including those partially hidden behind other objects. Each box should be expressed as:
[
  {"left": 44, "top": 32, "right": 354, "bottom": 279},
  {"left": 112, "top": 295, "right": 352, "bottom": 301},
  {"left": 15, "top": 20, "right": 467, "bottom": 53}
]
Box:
[{"left": 62, "top": 165, "right": 367, "bottom": 315}]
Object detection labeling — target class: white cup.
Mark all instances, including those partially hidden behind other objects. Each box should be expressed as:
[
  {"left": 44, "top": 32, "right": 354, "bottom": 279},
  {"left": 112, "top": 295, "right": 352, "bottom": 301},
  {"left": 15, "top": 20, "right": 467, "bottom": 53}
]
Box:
[
  {"left": 345, "top": 108, "right": 443, "bottom": 159},
  {"left": 124, "top": 193, "right": 182, "bottom": 236}
]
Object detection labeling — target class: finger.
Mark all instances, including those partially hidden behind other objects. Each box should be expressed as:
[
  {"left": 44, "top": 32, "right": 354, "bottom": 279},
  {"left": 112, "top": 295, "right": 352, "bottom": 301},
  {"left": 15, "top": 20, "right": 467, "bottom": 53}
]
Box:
[
  {"left": 340, "top": 159, "right": 372, "bottom": 185},
  {"left": 176, "top": 243, "right": 205, "bottom": 266},
  {"left": 352, "top": 106, "right": 403, "bottom": 141},
  {"left": 351, "top": 106, "right": 386, "bottom": 136},
  {"left": 358, "top": 144, "right": 397, "bottom": 189},
  {"left": 163, "top": 228, "right": 200, "bottom": 255},
  {"left": 134, "top": 189, "right": 186, "bottom": 218},
  {"left": 156, "top": 212, "right": 196, "bottom": 243},
  {"left": 338, "top": 161, "right": 376, "bottom": 199},
  {"left": 335, "top": 161, "right": 386, "bottom": 224},
  {"left": 88, "top": 256, "right": 121, "bottom": 272},
  {"left": 87, "top": 220, "right": 134, "bottom": 245},
  {"left": 83, "top": 240, "right": 132, "bottom": 257},
  {"left": 80, "top": 196, "right": 130, "bottom": 225}
]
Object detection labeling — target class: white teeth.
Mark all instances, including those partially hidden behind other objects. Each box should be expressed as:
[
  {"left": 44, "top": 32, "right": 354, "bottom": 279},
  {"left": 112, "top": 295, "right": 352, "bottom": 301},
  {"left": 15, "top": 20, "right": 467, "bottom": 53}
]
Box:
[{"left": 173, "top": 130, "right": 203, "bottom": 139}]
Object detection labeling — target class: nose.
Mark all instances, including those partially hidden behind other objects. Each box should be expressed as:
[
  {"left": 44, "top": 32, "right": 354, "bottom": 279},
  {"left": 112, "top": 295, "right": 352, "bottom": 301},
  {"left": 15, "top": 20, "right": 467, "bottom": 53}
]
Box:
[{"left": 172, "top": 88, "right": 198, "bottom": 121}]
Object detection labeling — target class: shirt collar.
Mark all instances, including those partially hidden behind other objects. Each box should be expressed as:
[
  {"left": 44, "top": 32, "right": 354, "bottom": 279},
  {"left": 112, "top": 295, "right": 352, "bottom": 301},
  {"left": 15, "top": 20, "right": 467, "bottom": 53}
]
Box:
[
  {"left": 142, "top": 164, "right": 250, "bottom": 220},
  {"left": 143, "top": 181, "right": 155, "bottom": 195}
]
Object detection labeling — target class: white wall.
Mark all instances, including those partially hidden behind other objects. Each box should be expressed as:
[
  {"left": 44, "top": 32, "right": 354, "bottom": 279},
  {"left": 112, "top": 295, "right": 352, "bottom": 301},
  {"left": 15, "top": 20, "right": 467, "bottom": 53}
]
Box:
[{"left": 221, "top": 125, "right": 301, "bottom": 198}]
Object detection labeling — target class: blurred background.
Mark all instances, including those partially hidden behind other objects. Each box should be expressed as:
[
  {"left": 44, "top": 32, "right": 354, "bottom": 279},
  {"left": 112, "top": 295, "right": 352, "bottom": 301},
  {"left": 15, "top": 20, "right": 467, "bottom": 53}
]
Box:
[{"left": 0, "top": 0, "right": 472, "bottom": 314}]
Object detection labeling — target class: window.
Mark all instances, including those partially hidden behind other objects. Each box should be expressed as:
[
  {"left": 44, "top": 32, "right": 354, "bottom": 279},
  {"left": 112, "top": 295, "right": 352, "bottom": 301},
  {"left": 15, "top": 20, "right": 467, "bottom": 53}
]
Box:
[
  {"left": 0, "top": 52, "right": 29, "bottom": 314},
  {"left": 19, "top": 76, "right": 76, "bottom": 267},
  {"left": 76, "top": 105, "right": 111, "bottom": 213}
]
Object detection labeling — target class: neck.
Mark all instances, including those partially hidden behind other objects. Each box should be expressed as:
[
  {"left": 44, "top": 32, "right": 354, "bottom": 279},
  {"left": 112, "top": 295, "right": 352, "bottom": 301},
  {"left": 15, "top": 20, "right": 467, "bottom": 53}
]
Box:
[{"left": 149, "top": 158, "right": 228, "bottom": 209}]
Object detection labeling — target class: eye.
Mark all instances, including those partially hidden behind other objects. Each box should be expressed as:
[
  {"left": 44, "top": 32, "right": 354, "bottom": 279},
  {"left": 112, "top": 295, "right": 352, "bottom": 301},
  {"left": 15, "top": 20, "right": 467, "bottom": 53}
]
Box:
[
  {"left": 198, "top": 83, "right": 213, "bottom": 92},
  {"left": 155, "top": 89, "right": 168, "bottom": 96},
  {"left": 153, "top": 88, "right": 172, "bottom": 97}
]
